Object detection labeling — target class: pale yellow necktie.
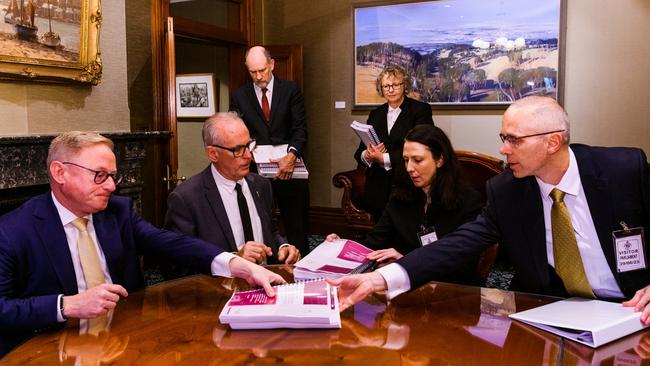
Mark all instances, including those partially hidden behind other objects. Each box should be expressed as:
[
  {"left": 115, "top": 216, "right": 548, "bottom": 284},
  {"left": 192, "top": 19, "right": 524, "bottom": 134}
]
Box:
[
  {"left": 550, "top": 188, "right": 595, "bottom": 298},
  {"left": 71, "top": 218, "right": 108, "bottom": 334}
]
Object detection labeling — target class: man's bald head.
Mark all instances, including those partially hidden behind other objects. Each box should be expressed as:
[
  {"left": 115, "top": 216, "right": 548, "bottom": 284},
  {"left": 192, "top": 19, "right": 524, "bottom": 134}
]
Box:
[
  {"left": 504, "top": 96, "right": 570, "bottom": 144},
  {"left": 245, "top": 46, "right": 274, "bottom": 89}
]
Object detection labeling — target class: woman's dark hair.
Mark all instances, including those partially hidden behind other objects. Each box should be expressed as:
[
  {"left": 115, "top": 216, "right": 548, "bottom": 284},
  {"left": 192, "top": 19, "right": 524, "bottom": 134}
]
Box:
[{"left": 394, "top": 124, "right": 465, "bottom": 210}]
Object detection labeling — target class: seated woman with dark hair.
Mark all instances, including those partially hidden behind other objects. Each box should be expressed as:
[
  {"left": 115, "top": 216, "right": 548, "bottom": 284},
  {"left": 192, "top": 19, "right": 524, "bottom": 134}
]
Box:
[{"left": 330, "top": 124, "right": 483, "bottom": 285}]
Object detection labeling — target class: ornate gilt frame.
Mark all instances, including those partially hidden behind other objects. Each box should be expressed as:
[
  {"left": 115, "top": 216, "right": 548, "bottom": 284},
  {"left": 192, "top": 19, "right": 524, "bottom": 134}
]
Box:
[{"left": 0, "top": 0, "right": 102, "bottom": 84}]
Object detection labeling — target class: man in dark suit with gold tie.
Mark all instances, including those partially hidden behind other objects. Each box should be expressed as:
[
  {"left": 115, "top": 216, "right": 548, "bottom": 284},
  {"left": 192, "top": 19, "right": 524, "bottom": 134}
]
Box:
[
  {"left": 230, "top": 46, "right": 310, "bottom": 255},
  {"left": 330, "top": 96, "right": 650, "bottom": 323}
]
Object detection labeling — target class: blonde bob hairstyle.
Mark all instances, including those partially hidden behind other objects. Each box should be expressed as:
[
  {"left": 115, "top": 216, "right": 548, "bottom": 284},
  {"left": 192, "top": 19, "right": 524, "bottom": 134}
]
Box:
[{"left": 375, "top": 65, "right": 412, "bottom": 97}]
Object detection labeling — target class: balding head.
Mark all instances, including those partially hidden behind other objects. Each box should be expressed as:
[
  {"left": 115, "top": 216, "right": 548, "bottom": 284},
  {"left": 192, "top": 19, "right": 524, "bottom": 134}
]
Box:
[
  {"left": 203, "top": 112, "right": 253, "bottom": 181},
  {"left": 504, "top": 96, "right": 570, "bottom": 144},
  {"left": 202, "top": 112, "right": 248, "bottom": 147},
  {"left": 245, "top": 46, "right": 274, "bottom": 89}
]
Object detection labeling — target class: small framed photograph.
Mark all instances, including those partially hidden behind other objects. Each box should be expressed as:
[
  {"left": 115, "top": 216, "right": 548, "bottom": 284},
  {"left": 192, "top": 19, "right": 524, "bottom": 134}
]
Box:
[{"left": 175, "top": 73, "right": 217, "bottom": 118}]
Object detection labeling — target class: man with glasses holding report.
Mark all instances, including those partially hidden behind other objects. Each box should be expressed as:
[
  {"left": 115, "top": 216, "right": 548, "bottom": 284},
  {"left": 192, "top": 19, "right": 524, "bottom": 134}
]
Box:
[
  {"left": 330, "top": 96, "right": 650, "bottom": 322},
  {"left": 165, "top": 112, "right": 301, "bottom": 266},
  {"left": 0, "top": 130, "right": 284, "bottom": 356}
]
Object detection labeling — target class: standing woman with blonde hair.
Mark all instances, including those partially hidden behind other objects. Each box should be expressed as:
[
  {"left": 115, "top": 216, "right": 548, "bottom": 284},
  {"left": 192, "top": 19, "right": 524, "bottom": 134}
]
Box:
[{"left": 354, "top": 65, "right": 434, "bottom": 220}]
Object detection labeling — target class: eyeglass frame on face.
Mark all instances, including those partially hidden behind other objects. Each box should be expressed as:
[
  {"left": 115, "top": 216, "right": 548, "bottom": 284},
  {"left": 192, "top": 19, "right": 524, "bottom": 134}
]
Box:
[
  {"left": 211, "top": 139, "right": 257, "bottom": 158},
  {"left": 61, "top": 161, "right": 123, "bottom": 185},
  {"left": 499, "top": 129, "right": 566, "bottom": 147},
  {"left": 381, "top": 82, "right": 404, "bottom": 91}
]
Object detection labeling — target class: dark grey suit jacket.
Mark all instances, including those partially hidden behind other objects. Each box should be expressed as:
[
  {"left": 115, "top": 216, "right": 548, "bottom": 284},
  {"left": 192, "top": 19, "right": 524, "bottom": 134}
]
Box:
[
  {"left": 164, "top": 166, "right": 285, "bottom": 263},
  {"left": 398, "top": 144, "right": 650, "bottom": 299}
]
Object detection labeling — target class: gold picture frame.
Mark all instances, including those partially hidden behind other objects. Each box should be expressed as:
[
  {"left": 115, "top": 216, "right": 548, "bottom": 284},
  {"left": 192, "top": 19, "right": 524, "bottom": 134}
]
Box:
[{"left": 0, "top": 0, "right": 102, "bottom": 84}]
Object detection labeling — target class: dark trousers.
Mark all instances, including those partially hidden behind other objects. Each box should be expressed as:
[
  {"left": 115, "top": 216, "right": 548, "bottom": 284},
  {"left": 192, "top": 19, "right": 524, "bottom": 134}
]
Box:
[{"left": 271, "top": 179, "right": 310, "bottom": 255}]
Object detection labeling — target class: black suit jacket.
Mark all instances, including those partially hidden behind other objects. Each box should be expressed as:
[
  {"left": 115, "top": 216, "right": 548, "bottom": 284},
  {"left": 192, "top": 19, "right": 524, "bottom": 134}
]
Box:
[
  {"left": 164, "top": 166, "right": 285, "bottom": 263},
  {"left": 353, "top": 96, "right": 433, "bottom": 216},
  {"left": 230, "top": 76, "right": 307, "bottom": 155},
  {"left": 366, "top": 186, "right": 482, "bottom": 284},
  {"left": 398, "top": 144, "right": 650, "bottom": 298}
]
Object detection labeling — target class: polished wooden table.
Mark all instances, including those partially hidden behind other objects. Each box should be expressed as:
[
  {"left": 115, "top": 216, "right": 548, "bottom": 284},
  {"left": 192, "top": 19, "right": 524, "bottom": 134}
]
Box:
[{"left": 2, "top": 266, "right": 650, "bottom": 365}]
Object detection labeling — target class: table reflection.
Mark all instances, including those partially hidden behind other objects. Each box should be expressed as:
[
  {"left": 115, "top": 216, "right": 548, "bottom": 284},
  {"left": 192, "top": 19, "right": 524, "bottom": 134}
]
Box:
[{"left": 2, "top": 269, "right": 650, "bottom": 365}]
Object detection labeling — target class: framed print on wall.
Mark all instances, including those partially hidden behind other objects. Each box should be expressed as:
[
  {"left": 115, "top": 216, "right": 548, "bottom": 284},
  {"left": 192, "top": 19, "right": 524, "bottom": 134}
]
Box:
[
  {"left": 0, "top": 0, "right": 102, "bottom": 84},
  {"left": 353, "top": 0, "right": 565, "bottom": 108},
  {"left": 175, "top": 73, "right": 217, "bottom": 118}
]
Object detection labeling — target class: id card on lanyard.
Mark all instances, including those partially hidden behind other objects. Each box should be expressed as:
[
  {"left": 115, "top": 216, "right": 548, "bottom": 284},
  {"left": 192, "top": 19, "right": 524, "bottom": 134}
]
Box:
[
  {"left": 418, "top": 225, "right": 438, "bottom": 246},
  {"left": 613, "top": 221, "right": 647, "bottom": 273}
]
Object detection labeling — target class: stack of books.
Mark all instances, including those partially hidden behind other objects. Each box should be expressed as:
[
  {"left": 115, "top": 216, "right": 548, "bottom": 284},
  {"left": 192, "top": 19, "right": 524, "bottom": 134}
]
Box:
[
  {"left": 252, "top": 144, "right": 309, "bottom": 179},
  {"left": 293, "top": 239, "right": 376, "bottom": 281},
  {"left": 219, "top": 279, "right": 340, "bottom": 329},
  {"left": 350, "top": 120, "right": 380, "bottom": 147}
]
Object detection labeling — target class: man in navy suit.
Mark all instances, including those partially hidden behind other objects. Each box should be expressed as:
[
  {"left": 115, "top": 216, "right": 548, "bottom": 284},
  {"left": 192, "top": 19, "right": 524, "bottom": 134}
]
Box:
[
  {"left": 330, "top": 96, "right": 650, "bottom": 322},
  {"left": 0, "top": 131, "right": 284, "bottom": 354},
  {"left": 230, "top": 46, "right": 310, "bottom": 255},
  {"left": 165, "top": 112, "right": 301, "bottom": 265}
]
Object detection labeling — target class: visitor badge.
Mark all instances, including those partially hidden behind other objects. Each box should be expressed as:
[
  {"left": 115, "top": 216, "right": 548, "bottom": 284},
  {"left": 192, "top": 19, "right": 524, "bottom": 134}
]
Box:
[
  {"left": 418, "top": 225, "right": 438, "bottom": 246},
  {"left": 613, "top": 221, "right": 646, "bottom": 273}
]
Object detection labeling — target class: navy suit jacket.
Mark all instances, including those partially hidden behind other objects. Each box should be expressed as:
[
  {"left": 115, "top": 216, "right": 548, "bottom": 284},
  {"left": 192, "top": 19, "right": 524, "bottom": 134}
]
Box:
[
  {"left": 398, "top": 144, "right": 650, "bottom": 299},
  {"left": 165, "top": 166, "right": 285, "bottom": 263},
  {"left": 0, "top": 193, "right": 222, "bottom": 333},
  {"left": 230, "top": 76, "right": 307, "bottom": 156},
  {"left": 353, "top": 96, "right": 433, "bottom": 215}
]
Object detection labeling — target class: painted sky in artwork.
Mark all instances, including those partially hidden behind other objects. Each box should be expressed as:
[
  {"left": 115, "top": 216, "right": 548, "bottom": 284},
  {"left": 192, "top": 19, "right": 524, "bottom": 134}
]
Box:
[{"left": 355, "top": 0, "right": 560, "bottom": 49}]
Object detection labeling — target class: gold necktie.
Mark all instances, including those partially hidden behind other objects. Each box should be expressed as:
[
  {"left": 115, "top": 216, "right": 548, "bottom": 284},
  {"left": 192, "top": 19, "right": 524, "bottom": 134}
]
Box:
[
  {"left": 550, "top": 188, "right": 595, "bottom": 298},
  {"left": 71, "top": 218, "right": 108, "bottom": 334}
]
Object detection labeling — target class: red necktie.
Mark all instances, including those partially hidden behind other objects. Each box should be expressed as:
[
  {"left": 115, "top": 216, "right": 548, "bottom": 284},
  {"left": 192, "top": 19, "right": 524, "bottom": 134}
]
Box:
[{"left": 261, "top": 88, "right": 270, "bottom": 123}]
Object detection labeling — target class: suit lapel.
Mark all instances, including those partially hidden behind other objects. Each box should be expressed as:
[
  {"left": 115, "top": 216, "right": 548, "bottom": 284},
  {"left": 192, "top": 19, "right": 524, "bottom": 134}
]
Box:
[
  {"left": 34, "top": 195, "right": 78, "bottom": 295},
  {"left": 519, "top": 177, "right": 552, "bottom": 285},
  {"left": 202, "top": 168, "right": 238, "bottom": 252},
  {"left": 93, "top": 209, "right": 123, "bottom": 284},
  {"left": 269, "top": 77, "right": 284, "bottom": 125},
  {"left": 246, "top": 175, "right": 272, "bottom": 243},
  {"left": 573, "top": 146, "right": 617, "bottom": 272},
  {"left": 373, "top": 104, "right": 390, "bottom": 143}
]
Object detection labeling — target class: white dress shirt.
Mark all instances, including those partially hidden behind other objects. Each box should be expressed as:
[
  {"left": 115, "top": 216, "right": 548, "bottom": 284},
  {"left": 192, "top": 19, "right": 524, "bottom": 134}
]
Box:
[
  {"left": 211, "top": 165, "right": 264, "bottom": 250},
  {"left": 361, "top": 105, "right": 401, "bottom": 170},
  {"left": 535, "top": 149, "right": 623, "bottom": 298},
  {"left": 379, "top": 149, "right": 624, "bottom": 299},
  {"left": 53, "top": 192, "right": 235, "bottom": 322}
]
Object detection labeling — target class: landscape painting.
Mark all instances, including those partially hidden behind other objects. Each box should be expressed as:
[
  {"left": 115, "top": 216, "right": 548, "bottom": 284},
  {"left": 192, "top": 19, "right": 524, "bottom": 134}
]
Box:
[
  {"left": 0, "top": 0, "right": 101, "bottom": 84},
  {"left": 354, "top": 0, "right": 563, "bottom": 107}
]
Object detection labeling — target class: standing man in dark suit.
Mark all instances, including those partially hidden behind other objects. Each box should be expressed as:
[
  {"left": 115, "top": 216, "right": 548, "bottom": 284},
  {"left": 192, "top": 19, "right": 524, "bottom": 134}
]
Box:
[
  {"left": 0, "top": 131, "right": 284, "bottom": 355},
  {"left": 330, "top": 96, "right": 650, "bottom": 322},
  {"left": 165, "top": 112, "right": 301, "bottom": 265},
  {"left": 230, "top": 46, "right": 310, "bottom": 255},
  {"left": 354, "top": 65, "right": 434, "bottom": 219}
]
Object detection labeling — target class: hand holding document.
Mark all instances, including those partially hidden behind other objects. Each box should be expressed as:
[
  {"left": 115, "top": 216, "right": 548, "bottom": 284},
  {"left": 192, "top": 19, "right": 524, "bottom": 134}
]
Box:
[
  {"left": 219, "top": 279, "right": 341, "bottom": 329},
  {"left": 252, "top": 144, "right": 309, "bottom": 179},
  {"left": 293, "top": 239, "right": 376, "bottom": 281},
  {"left": 350, "top": 121, "right": 380, "bottom": 147},
  {"left": 509, "top": 297, "right": 650, "bottom": 347}
]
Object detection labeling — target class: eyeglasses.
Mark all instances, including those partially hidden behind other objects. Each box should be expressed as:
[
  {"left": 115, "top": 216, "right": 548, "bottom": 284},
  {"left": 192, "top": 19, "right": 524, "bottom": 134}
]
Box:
[
  {"left": 499, "top": 130, "right": 565, "bottom": 146},
  {"left": 211, "top": 139, "right": 257, "bottom": 158},
  {"left": 381, "top": 82, "right": 404, "bottom": 91},
  {"left": 62, "top": 162, "right": 123, "bottom": 185}
]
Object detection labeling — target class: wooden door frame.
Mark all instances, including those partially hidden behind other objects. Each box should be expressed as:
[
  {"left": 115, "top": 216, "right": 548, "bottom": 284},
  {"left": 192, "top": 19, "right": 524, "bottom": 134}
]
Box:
[{"left": 150, "top": 0, "right": 256, "bottom": 226}]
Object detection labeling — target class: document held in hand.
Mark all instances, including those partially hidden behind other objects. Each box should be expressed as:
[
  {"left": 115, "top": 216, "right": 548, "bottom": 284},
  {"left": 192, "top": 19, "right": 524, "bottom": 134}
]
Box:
[
  {"left": 293, "top": 239, "right": 376, "bottom": 281},
  {"left": 219, "top": 279, "right": 341, "bottom": 330},
  {"left": 252, "top": 144, "right": 309, "bottom": 179},
  {"left": 350, "top": 120, "right": 381, "bottom": 147},
  {"left": 509, "top": 297, "right": 650, "bottom": 348}
]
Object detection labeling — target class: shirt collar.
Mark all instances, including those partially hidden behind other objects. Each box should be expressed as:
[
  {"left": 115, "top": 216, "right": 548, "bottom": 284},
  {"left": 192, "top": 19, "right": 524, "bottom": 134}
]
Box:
[
  {"left": 210, "top": 164, "right": 246, "bottom": 193},
  {"left": 536, "top": 148, "right": 581, "bottom": 198},
  {"left": 51, "top": 192, "right": 93, "bottom": 226},
  {"left": 388, "top": 105, "right": 401, "bottom": 113},
  {"left": 253, "top": 75, "right": 274, "bottom": 93}
]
